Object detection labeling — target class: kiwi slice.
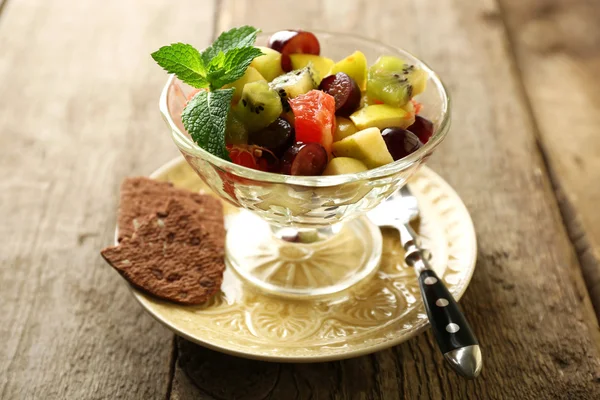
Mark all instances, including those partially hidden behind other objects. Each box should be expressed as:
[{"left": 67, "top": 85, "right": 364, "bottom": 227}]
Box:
[
  {"left": 366, "top": 56, "right": 428, "bottom": 107},
  {"left": 234, "top": 81, "right": 283, "bottom": 133},
  {"left": 269, "top": 65, "right": 317, "bottom": 111}
]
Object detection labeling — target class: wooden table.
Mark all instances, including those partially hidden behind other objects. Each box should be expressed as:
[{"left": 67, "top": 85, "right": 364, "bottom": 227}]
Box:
[{"left": 2, "top": 0, "right": 600, "bottom": 398}]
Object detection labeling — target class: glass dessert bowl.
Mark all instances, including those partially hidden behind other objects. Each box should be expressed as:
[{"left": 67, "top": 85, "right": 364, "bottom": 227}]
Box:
[{"left": 160, "top": 31, "right": 450, "bottom": 299}]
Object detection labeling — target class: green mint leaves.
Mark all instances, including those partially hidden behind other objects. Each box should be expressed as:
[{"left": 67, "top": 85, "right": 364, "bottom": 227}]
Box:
[
  {"left": 206, "top": 46, "right": 264, "bottom": 88},
  {"left": 151, "top": 25, "right": 261, "bottom": 91},
  {"left": 151, "top": 43, "right": 209, "bottom": 89},
  {"left": 151, "top": 26, "right": 262, "bottom": 159},
  {"left": 201, "top": 26, "right": 260, "bottom": 64},
  {"left": 181, "top": 88, "right": 235, "bottom": 160}
]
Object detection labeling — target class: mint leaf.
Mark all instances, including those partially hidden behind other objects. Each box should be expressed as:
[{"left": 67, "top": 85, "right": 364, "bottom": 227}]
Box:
[
  {"left": 153, "top": 26, "right": 263, "bottom": 160},
  {"left": 181, "top": 88, "right": 234, "bottom": 160},
  {"left": 202, "top": 26, "right": 260, "bottom": 64},
  {"left": 151, "top": 43, "right": 209, "bottom": 89},
  {"left": 206, "top": 47, "right": 264, "bottom": 88}
]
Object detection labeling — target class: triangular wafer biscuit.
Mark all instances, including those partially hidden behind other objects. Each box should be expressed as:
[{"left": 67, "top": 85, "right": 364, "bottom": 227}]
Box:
[
  {"left": 103, "top": 197, "right": 225, "bottom": 304},
  {"left": 133, "top": 198, "right": 225, "bottom": 254},
  {"left": 117, "top": 177, "right": 222, "bottom": 241},
  {"left": 101, "top": 238, "right": 224, "bottom": 304}
]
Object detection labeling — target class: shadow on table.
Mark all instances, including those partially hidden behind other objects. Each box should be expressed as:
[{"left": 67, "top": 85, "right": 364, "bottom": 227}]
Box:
[{"left": 176, "top": 337, "right": 382, "bottom": 399}]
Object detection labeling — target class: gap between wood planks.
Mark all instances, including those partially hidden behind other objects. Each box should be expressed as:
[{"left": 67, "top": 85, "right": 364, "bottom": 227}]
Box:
[
  {"left": 165, "top": 336, "right": 178, "bottom": 400},
  {"left": 495, "top": 0, "right": 600, "bottom": 324}
]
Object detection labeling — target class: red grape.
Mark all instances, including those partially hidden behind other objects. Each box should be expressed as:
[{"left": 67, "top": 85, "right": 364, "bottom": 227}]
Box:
[
  {"left": 381, "top": 128, "right": 423, "bottom": 161},
  {"left": 407, "top": 115, "right": 434, "bottom": 144},
  {"left": 268, "top": 30, "right": 320, "bottom": 72},
  {"left": 318, "top": 73, "right": 361, "bottom": 116},
  {"left": 249, "top": 118, "right": 294, "bottom": 156},
  {"left": 280, "top": 142, "right": 328, "bottom": 176}
]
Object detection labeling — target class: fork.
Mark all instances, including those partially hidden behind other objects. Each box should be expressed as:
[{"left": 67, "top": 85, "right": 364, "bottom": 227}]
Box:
[{"left": 368, "top": 185, "right": 482, "bottom": 379}]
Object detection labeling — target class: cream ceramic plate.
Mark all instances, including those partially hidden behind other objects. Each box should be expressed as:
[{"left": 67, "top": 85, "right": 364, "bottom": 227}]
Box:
[{"left": 130, "top": 157, "right": 477, "bottom": 362}]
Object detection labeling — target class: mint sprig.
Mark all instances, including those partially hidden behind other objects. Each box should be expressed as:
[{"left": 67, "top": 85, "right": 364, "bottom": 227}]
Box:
[
  {"left": 181, "top": 88, "right": 235, "bottom": 160},
  {"left": 206, "top": 46, "right": 264, "bottom": 88},
  {"left": 151, "top": 43, "right": 209, "bottom": 89},
  {"left": 201, "top": 25, "right": 260, "bottom": 64},
  {"left": 152, "top": 26, "right": 263, "bottom": 160}
]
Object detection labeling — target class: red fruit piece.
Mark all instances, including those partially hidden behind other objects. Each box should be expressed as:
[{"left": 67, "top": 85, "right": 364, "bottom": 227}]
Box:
[
  {"left": 280, "top": 143, "right": 328, "bottom": 176},
  {"left": 381, "top": 128, "right": 423, "bottom": 161},
  {"left": 268, "top": 30, "right": 320, "bottom": 72},
  {"left": 318, "top": 73, "right": 361, "bottom": 116},
  {"left": 288, "top": 90, "right": 336, "bottom": 154},
  {"left": 228, "top": 145, "right": 258, "bottom": 169},
  {"left": 249, "top": 117, "right": 294, "bottom": 157},
  {"left": 227, "top": 145, "right": 279, "bottom": 172},
  {"left": 407, "top": 115, "right": 434, "bottom": 144}
]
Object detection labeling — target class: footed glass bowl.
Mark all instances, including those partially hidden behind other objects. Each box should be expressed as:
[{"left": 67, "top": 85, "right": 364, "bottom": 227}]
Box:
[{"left": 160, "top": 31, "right": 450, "bottom": 299}]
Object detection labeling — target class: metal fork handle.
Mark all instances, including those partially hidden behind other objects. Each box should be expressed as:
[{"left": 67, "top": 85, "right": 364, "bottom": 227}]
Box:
[{"left": 401, "top": 223, "right": 482, "bottom": 379}]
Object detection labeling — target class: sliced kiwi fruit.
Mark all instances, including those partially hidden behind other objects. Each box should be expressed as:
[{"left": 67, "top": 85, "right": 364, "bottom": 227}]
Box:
[
  {"left": 269, "top": 65, "right": 317, "bottom": 112},
  {"left": 323, "top": 157, "right": 368, "bottom": 175},
  {"left": 289, "top": 54, "right": 334, "bottom": 84},
  {"left": 222, "top": 66, "right": 266, "bottom": 104},
  {"left": 234, "top": 81, "right": 283, "bottom": 133},
  {"left": 330, "top": 51, "right": 368, "bottom": 90},
  {"left": 366, "top": 56, "right": 427, "bottom": 107},
  {"left": 331, "top": 127, "right": 394, "bottom": 169},
  {"left": 250, "top": 46, "right": 284, "bottom": 82},
  {"left": 349, "top": 104, "right": 415, "bottom": 130}
]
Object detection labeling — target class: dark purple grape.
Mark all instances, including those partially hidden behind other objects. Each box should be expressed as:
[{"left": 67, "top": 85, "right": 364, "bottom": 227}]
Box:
[
  {"left": 280, "top": 142, "right": 328, "bottom": 176},
  {"left": 249, "top": 118, "right": 294, "bottom": 157},
  {"left": 318, "top": 73, "right": 361, "bottom": 116},
  {"left": 407, "top": 115, "right": 434, "bottom": 144},
  {"left": 381, "top": 128, "right": 423, "bottom": 161},
  {"left": 268, "top": 30, "right": 320, "bottom": 72}
]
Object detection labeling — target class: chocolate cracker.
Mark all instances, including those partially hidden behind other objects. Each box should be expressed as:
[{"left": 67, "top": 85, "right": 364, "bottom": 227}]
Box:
[
  {"left": 103, "top": 197, "right": 225, "bottom": 304},
  {"left": 117, "top": 177, "right": 222, "bottom": 241},
  {"left": 101, "top": 238, "right": 224, "bottom": 305},
  {"left": 133, "top": 198, "right": 225, "bottom": 254}
]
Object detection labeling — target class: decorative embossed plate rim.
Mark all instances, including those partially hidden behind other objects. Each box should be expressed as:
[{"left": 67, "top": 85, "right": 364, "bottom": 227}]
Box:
[{"left": 128, "top": 157, "right": 477, "bottom": 363}]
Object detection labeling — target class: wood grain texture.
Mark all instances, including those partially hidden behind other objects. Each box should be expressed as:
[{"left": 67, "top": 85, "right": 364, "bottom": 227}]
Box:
[
  {"left": 0, "top": 0, "right": 215, "bottom": 398},
  {"left": 497, "top": 0, "right": 600, "bottom": 317},
  {"left": 169, "top": 0, "right": 600, "bottom": 398}
]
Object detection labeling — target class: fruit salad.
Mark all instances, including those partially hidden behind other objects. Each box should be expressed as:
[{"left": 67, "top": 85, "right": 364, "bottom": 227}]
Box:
[{"left": 152, "top": 27, "right": 435, "bottom": 176}]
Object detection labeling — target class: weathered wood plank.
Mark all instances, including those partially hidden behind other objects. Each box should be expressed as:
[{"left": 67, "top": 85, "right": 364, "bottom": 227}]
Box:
[
  {"left": 497, "top": 0, "right": 600, "bottom": 317},
  {"left": 169, "top": 0, "right": 600, "bottom": 398},
  {"left": 0, "top": 0, "right": 215, "bottom": 398}
]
